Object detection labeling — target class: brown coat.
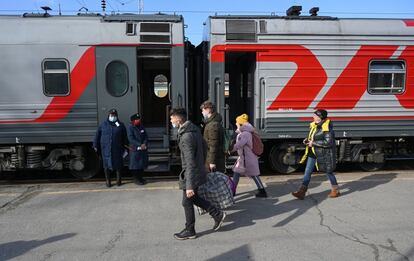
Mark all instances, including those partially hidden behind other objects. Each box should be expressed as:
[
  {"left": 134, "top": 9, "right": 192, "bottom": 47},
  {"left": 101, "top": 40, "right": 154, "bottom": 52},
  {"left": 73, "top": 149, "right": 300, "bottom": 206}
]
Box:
[{"left": 203, "top": 112, "right": 226, "bottom": 173}]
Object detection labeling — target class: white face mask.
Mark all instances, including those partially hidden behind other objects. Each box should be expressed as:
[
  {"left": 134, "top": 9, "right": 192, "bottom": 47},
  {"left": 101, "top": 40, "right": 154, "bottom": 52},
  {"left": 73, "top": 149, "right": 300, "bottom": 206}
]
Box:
[
  {"left": 172, "top": 123, "right": 178, "bottom": 128},
  {"left": 202, "top": 112, "right": 209, "bottom": 119},
  {"left": 108, "top": 115, "right": 117, "bottom": 122}
]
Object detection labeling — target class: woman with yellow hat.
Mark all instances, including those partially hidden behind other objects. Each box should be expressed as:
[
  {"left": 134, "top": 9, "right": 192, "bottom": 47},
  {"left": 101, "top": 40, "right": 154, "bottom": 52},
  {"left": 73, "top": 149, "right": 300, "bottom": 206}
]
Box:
[{"left": 231, "top": 114, "right": 267, "bottom": 197}]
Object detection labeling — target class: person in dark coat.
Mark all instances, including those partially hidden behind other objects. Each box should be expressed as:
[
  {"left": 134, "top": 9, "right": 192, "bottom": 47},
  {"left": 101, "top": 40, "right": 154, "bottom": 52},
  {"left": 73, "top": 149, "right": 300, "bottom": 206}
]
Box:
[
  {"left": 292, "top": 109, "right": 340, "bottom": 199},
  {"left": 200, "top": 101, "right": 226, "bottom": 173},
  {"left": 93, "top": 109, "right": 128, "bottom": 187},
  {"left": 127, "top": 113, "right": 148, "bottom": 185},
  {"left": 170, "top": 107, "right": 226, "bottom": 240}
]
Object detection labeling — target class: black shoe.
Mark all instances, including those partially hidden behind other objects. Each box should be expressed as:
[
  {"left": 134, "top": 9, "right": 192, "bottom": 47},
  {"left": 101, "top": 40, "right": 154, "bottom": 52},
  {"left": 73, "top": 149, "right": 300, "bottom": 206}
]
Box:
[
  {"left": 116, "top": 171, "right": 122, "bottom": 186},
  {"left": 104, "top": 170, "right": 111, "bottom": 187},
  {"left": 255, "top": 188, "right": 268, "bottom": 198},
  {"left": 134, "top": 177, "right": 147, "bottom": 185},
  {"left": 173, "top": 228, "right": 196, "bottom": 240},
  {"left": 213, "top": 212, "right": 226, "bottom": 231}
]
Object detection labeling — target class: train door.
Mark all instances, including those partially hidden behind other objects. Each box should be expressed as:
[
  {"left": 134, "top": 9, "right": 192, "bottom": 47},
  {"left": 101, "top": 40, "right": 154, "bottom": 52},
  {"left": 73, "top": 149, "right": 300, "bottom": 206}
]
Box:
[
  {"left": 224, "top": 52, "right": 256, "bottom": 129},
  {"left": 96, "top": 47, "right": 138, "bottom": 124},
  {"left": 137, "top": 48, "right": 171, "bottom": 127},
  {"left": 136, "top": 48, "right": 171, "bottom": 171}
]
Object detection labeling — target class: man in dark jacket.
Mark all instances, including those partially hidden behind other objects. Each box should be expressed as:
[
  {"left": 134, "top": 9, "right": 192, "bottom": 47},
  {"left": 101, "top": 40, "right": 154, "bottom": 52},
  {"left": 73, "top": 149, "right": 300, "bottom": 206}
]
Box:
[
  {"left": 170, "top": 107, "right": 226, "bottom": 240},
  {"left": 93, "top": 109, "right": 128, "bottom": 187},
  {"left": 200, "top": 101, "right": 226, "bottom": 173},
  {"left": 127, "top": 113, "right": 148, "bottom": 185}
]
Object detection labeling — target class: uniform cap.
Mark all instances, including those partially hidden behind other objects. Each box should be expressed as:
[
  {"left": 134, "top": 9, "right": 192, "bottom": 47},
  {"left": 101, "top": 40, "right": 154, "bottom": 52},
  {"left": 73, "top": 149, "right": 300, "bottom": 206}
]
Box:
[
  {"left": 108, "top": 108, "right": 118, "bottom": 115},
  {"left": 130, "top": 113, "right": 141, "bottom": 121}
]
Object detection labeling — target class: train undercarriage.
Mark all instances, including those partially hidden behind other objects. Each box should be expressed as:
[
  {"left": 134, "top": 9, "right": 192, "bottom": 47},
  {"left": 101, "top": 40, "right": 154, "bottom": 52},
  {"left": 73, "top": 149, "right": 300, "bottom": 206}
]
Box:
[
  {"left": 0, "top": 144, "right": 100, "bottom": 179},
  {"left": 266, "top": 138, "right": 414, "bottom": 174}
]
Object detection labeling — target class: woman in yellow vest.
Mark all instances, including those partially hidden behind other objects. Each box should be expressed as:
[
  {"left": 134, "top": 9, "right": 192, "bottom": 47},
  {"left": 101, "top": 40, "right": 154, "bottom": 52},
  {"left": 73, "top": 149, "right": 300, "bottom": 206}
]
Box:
[{"left": 292, "top": 109, "right": 340, "bottom": 199}]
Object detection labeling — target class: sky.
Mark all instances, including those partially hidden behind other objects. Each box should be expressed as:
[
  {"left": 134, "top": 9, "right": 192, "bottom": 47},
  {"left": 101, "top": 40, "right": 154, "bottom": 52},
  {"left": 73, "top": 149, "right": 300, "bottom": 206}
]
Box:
[{"left": 1, "top": 0, "right": 414, "bottom": 44}]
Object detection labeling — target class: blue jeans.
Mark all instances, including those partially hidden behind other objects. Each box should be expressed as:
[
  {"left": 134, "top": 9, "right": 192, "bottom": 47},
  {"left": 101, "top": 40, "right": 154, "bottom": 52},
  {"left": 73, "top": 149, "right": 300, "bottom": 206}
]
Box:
[{"left": 302, "top": 157, "right": 338, "bottom": 187}]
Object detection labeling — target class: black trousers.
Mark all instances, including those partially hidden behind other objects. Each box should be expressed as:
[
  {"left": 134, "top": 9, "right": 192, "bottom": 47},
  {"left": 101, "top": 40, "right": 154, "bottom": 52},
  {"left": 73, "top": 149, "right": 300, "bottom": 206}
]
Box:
[{"left": 181, "top": 189, "right": 220, "bottom": 232}]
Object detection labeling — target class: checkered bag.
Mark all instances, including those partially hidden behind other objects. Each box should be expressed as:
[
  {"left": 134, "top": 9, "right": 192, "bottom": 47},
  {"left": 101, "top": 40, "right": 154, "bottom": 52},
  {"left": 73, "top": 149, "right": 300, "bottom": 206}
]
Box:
[{"left": 197, "top": 172, "right": 235, "bottom": 214}]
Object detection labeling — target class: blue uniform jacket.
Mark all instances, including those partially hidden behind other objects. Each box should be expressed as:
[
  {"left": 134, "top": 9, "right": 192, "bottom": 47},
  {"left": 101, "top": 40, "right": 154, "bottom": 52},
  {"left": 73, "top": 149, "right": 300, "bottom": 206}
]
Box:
[
  {"left": 93, "top": 120, "right": 128, "bottom": 170},
  {"left": 127, "top": 124, "right": 149, "bottom": 170}
]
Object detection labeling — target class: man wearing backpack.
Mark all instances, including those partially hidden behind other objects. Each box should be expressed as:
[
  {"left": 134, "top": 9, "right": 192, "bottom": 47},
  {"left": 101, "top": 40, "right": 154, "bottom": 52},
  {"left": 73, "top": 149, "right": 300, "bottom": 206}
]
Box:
[
  {"left": 230, "top": 114, "right": 268, "bottom": 198},
  {"left": 200, "top": 101, "right": 226, "bottom": 173}
]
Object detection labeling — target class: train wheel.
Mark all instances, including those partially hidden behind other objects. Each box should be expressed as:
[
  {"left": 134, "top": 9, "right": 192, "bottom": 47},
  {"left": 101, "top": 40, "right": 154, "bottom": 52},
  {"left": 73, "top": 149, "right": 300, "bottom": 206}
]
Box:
[
  {"left": 268, "top": 144, "right": 300, "bottom": 174},
  {"left": 70, "top": 146, "right": 101, "bottom": 180},
  {"left": 358, "top": 162, "right": 384, "bottom": 172}
]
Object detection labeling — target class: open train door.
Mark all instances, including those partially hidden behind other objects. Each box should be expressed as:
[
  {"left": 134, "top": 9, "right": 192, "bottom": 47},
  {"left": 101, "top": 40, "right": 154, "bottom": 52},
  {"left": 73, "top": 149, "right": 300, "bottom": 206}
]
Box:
[{"left": 96, "top": 47, "right": 139, "bottom": 124}]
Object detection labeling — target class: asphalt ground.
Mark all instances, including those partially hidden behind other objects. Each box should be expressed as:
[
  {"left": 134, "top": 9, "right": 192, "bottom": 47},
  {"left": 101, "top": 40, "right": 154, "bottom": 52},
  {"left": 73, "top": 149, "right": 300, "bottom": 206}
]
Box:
[{"left": 0, "top": 170, "right": 414, "bottom": 261}]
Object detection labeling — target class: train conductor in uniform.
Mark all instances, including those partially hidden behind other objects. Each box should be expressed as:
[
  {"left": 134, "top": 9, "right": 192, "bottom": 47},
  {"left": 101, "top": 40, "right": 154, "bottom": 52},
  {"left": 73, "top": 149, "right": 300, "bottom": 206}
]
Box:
[
  {"left": 93, "top": 109, "right": 129, "bottom": 187},
  {"left": 127, "top": 113, "right": 148, "bottom": 185}
]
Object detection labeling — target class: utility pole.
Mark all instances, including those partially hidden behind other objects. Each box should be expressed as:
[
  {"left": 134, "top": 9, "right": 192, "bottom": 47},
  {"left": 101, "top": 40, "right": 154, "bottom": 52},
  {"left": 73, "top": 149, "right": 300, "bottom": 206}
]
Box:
[
  {"left": 139, "top": 0, "right": 144, "bottom": 14},
  {"left": 101, "top": 0, "right": 106, "bottom": 14}
]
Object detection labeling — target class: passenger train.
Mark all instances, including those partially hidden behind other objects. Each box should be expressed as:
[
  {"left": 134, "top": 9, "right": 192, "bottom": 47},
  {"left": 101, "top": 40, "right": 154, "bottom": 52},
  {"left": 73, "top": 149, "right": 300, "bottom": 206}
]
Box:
[{"left": 0, "top": 6, "right": 413, "bottom": 178}]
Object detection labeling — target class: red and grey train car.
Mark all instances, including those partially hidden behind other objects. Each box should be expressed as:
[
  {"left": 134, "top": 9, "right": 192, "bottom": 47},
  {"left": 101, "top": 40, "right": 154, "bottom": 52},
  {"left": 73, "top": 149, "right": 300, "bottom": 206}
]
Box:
[
  {"left": 0, "top": 13, "right": 186, "bottom": 178},
  {"left": 1, "top": 9, "right": 414, "bottom": 178},
  {"left": 195, "top": 11, "right": 414, "bottom": 173}
]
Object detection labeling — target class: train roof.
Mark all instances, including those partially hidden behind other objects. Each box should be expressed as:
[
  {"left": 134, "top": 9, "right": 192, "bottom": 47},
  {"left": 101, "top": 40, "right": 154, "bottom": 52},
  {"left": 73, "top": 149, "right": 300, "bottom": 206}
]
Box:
[
  {"left": 205, "top": 15, "right": 414, "bottom": 37},
  {"left": 0, "top": 13, "right": 183, "bottom": 23}
]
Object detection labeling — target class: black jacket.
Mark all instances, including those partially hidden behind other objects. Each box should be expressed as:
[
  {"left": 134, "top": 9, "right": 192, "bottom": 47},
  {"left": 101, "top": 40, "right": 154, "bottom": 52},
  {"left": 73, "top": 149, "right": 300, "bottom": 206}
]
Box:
[
  {"left": 312, "top": 120, "right": 337, "bottom": 173},
  {"left": 178, "top": 121, "right": 208, "bottom": 190}
]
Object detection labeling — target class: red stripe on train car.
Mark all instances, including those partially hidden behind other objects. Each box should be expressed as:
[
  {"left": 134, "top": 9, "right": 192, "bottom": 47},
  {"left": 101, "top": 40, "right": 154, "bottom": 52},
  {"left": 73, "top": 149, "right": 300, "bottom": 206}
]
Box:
[
  {"left": 316, "top": 45, "right": 399, "bottom": 110},
  {"left": 259, "top": 48, "right": 327, "bottom": 110},
  {"left": 211, "top": 44, "right": 327, "bottom": 110},
  {"left": 403, "top": 20, "right": 414, "bottom": 26},
  {"left": 0, "top": 46, "right": 96, "bottom": 124}
]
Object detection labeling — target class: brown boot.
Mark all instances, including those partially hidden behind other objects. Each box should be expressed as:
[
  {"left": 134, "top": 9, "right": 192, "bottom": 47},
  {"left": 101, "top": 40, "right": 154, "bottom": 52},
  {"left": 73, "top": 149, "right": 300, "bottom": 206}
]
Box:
[
  {"left": 292, "top": 185, "right": 307, "bottom": 200},
  {"left": 329, "top": 185, "right": 340, "bottom": 198}
]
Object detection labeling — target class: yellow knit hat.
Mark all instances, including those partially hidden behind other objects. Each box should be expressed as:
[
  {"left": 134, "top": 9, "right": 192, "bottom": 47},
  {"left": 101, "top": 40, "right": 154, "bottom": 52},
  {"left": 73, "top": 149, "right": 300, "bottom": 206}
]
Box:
[{"left": 236, "top": 113, "right": 249, "bottom": 125}]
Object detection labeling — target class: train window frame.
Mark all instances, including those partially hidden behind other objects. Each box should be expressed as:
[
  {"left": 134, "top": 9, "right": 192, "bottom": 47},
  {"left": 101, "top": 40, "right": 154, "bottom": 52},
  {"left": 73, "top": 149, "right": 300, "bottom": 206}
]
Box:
[
  {"left": 153, "top": 74, "right": 169, "bottom": 98},
  {"left": 368, "top": 60, "right": 406, "bottom": 95},
  {"left": 105, "top": 60, "right": 129, "bottom": 98},
  {"left": 42, "top": 59, "right": 71, "bottom": 97}
]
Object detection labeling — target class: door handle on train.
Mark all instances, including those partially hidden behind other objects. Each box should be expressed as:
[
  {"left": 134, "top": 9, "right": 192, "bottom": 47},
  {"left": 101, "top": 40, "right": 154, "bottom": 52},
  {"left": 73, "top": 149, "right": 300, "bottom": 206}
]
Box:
[
  {"left": 130, "top": 85, "right": 133, "bottom": 93},
  {"left": 260, "top": 78, "right": 265, "bottom": 129}
]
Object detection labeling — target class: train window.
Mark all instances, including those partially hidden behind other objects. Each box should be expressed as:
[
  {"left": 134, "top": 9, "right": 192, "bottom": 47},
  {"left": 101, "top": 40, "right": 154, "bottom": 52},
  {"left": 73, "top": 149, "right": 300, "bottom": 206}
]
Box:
[
  {"left": 226, "top": 20, "right": 256, "bottom": 42},
  {"left": 140, "top": 23, "right": 170, "bottom": 33},
  {"left": 153, "top": 74, "right": 168, "bottom": 98},
  {"left": 106, "top": 61, "right": 129, "bottom": 97},
  {"left": 42, "top": 59, "right": 70, "bottom": 96},
  {"left": 224, "top": 73, "right": 230, "bottom": 98},
  {"left": 368, "top": 61, "right": 406, "bottom": 95}
]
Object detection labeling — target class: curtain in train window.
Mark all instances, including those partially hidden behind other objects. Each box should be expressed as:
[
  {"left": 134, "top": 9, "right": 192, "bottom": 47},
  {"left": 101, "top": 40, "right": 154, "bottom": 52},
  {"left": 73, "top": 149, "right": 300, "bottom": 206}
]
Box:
[
  {"left": 153, "top": 74, "right": 168, "bottom": 98},
  {"left": 368, "top": 61, "right": 406, "bottom": 94},
  {"left": 42, "top": 59, "right": 70, "bottom": 96},
  {"left": 106, "top": 61, "right": 129, "bottom": 97}
]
